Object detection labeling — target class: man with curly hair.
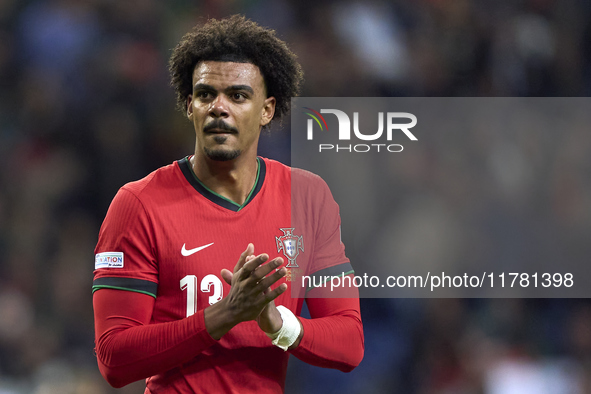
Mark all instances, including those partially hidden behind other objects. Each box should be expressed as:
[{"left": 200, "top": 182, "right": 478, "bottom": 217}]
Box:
[{"left": 93, "top": 15, "right": 363, "bottom": 393}]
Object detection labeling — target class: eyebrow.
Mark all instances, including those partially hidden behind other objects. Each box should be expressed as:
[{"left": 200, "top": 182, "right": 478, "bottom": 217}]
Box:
[
  {"left": 193, "top": 83, "right": 254, "bottom": 95},
  {"left": 193, "top": 83, "right": 215, "bottom": 92},
  {"left": 227, "top": 85, "right": 254, "bottom": 94}
]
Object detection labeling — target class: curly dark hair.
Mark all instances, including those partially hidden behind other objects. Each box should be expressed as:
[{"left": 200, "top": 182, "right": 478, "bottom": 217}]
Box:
[{"left": 169, "top": 15, "right": 303, "bottom": 124}]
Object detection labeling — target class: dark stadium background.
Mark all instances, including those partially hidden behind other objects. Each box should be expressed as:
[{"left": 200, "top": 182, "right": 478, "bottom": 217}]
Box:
[{"left": 1, "top": 0, "right": 591, "bottom": 393}]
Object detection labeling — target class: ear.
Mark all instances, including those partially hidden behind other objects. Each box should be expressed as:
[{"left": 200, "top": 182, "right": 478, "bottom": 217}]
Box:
[
  {"left": 260, "top": 96, "right": 276, "bottom": 127},
  {"left": 186, "top": 95, "right": 193, "bottom": 119}
]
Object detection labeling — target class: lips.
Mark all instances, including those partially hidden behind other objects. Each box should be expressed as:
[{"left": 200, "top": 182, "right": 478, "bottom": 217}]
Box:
[{"left": 206, "top": 128, "right": 236, "bottom": 134}]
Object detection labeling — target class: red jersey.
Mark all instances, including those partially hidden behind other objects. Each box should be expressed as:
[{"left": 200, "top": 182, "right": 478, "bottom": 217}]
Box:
[{"left": 93, "top": 157, "right": 363, "bottom": 393}]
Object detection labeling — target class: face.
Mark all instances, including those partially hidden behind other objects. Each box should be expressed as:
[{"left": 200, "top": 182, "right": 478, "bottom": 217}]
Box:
[{"left": 187, "top": 61, "right": 276, "bottom": 162}]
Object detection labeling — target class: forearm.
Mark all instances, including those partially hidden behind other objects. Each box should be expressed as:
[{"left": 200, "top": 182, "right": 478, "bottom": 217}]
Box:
[
  {"left": 94, "top": 249, "right": 286, "bottom": 388},
  {"left": 289, "top": 298, "right": 364, "bottom": 372},
  {"left": 94, "top": 290, "right": 217, "bottom": 387}
]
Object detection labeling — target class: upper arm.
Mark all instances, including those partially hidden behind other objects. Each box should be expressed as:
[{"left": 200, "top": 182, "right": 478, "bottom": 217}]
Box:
[
  {"left": 93, "top": 187, "right": 159, "bottom": 343},
  {"left": 93, "top": 187, "right": 159, "bottom": 316}
]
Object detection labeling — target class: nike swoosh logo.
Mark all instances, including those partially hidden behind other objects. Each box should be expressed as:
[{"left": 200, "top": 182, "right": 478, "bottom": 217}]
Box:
[{"left": 181, "top": 243, "right": 214, "bottom": 256}]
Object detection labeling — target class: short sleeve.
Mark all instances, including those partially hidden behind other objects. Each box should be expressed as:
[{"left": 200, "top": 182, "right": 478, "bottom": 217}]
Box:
[{"left": 93, "top": 187, "right": 159, "bottom": 298}]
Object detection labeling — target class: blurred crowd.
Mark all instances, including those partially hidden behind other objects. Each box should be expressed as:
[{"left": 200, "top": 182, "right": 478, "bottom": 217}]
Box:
[{"left": 1, "top": 0, "right": 591, "bottom": 393}]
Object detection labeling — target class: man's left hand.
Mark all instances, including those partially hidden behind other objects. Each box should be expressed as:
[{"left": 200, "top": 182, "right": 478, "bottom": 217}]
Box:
[{"left": 221, "top": 252, "right": 284, "bottom": 334}]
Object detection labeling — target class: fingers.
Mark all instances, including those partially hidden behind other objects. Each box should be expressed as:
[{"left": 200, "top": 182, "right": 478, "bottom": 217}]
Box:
[
  {"left": 222, "top": 248, "right": 289, "bottom": 325},
  {"left": 223, "top": 263, "right": 284, "bottom": 290},
  {"left": 238, "top": 254, "right": 265, "bottom": 279},
  {"left": 239, "top": 253, "right": 272, "bottom": 279},
  {"left": 234, "top": 243, "right": 255, "bottom": 274},
  {"left": 222, "top": 245, "right": 254, "bottom": 285},
  {"left": 263, "top": 282, "right": 288, "bottom": 302},
  {"left": 231, "top": 247, "right": 287, "bottom": 300},
  {"left": 220, "top": 268, "right": 233, "bottom": 285},
  {"left": 257, "top": 266, "right": 287, "bottom": 291},
  {"left": 248, "top": 257, "right": 284, "bottom": 281},
  {"left": 232, "top": 246, "right": 285, "bottom": 286}
]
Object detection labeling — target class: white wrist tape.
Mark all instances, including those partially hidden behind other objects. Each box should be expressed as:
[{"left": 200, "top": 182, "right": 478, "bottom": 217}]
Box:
[{"left": 266, "top": 306, "right": 301, "bottom": 351}]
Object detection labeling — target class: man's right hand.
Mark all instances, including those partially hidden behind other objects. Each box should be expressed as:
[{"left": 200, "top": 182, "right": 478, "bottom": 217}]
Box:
[{"left": 204, "top": 244, "right": 287, "bottom": 340}]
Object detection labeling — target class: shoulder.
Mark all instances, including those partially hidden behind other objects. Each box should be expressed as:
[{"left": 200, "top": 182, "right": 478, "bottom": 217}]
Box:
[
  {"left": 291, "top": 167, "right": 328, "bottom": 189},
  {"left": 102, "top": 160, "right": 186, "bottom": 219},
  {"left": 261, "top": 158, "right": 335, "bottom": 213},
  {"left": 260, "top": 157, "right": 333, "bottom": 206},
  {"left": 261, "top": 157, "right": 328, "bottom": 189},
  {"left": 119, "top": 160, "right": 183, "bottom": 201}
]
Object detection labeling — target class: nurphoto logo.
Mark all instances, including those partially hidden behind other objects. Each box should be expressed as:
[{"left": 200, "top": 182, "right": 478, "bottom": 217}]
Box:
[{"left": 303, "top": 107, "right": 417, "bottom": 153}]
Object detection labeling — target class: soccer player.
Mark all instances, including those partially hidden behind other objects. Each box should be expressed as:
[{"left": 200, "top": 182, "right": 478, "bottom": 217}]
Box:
[{"left": 93, "top": 15, "right": 364, "bottom": 393}]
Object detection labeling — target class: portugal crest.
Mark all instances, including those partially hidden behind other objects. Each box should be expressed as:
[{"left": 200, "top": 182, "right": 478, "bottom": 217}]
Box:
[{"left": 276, "top": 228, "right": 304, "bottom": 268}]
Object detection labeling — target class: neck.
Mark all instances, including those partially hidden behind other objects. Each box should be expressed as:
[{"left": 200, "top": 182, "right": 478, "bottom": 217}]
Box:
[{"left": 191, "top": 153, "right": 259, "bottom": 206}]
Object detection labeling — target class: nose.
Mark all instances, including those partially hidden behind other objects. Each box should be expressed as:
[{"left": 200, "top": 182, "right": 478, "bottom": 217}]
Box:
[{"left": 209, "top": 95, "right": 229, "bottom": 118}]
